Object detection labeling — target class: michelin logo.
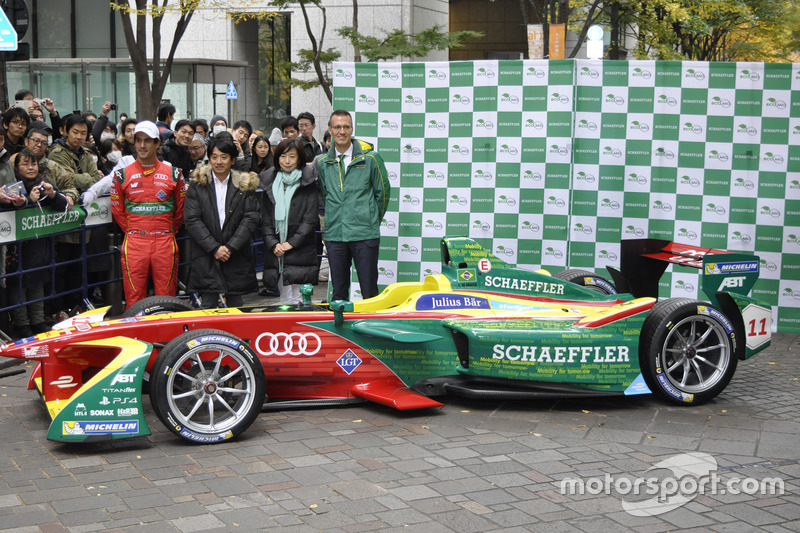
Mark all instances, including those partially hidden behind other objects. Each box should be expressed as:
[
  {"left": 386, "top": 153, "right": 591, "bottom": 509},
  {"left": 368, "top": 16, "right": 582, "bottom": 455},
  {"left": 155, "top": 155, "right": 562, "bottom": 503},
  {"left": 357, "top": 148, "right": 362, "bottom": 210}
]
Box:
[
  {"left": 63, "top": 421, "right": 139, "bottom": 435},
  {"left": 705, "top": 262, "right": 759, "bottom": 275}
]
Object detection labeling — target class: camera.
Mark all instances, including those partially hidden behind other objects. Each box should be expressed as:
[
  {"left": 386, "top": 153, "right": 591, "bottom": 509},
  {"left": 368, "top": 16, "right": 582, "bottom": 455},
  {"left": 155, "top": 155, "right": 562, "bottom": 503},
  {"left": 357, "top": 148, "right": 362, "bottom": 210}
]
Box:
[{"left": 110, "top": 103, "right": 118, "bottom": 110}]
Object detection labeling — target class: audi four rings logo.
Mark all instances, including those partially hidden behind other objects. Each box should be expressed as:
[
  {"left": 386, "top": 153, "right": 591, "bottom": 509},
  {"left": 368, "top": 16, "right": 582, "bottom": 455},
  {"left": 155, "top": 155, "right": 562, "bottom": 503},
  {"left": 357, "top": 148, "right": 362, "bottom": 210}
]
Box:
[{"left": 255, "top": 332, "right": 322, "bottom": 356}]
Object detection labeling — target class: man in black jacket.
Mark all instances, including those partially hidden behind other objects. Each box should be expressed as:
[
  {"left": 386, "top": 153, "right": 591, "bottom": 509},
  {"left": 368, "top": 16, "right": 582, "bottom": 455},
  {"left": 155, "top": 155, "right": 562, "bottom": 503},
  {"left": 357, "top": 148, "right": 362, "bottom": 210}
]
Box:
[{"left": 161, "top": 119, "right": 195, "bottom": 175}]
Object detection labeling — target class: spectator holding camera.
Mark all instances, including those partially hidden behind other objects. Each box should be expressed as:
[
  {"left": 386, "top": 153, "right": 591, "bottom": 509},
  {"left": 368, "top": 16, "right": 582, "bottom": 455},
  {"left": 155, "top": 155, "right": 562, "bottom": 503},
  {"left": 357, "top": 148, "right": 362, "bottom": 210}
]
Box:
[{"left": 7, "top": 150, "right": 69, "bottom": 337}]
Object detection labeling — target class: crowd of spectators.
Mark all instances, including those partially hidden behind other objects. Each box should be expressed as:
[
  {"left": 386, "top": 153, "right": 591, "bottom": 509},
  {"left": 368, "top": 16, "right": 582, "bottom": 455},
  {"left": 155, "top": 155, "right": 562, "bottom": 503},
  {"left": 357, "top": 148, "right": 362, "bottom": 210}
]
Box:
[
  {"left": 0, "top": 91, "right": 384, "bottom": 337},
  {"left": 0, "top": 93, "right": 362, "bottom": 340}
]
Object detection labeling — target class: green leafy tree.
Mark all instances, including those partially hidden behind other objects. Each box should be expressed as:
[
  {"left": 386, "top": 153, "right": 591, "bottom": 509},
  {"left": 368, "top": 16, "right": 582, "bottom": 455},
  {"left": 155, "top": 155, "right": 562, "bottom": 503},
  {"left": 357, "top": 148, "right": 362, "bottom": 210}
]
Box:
[{"left": 337, "top": 25, "right": 483, "bottom": 62}]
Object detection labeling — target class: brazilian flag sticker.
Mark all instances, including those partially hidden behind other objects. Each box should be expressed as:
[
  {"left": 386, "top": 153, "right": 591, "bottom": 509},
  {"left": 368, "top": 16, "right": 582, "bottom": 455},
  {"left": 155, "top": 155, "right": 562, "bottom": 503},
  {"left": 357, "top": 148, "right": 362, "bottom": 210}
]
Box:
[{"left": 457, "top": 268, "right": 477, "bottom": 285}]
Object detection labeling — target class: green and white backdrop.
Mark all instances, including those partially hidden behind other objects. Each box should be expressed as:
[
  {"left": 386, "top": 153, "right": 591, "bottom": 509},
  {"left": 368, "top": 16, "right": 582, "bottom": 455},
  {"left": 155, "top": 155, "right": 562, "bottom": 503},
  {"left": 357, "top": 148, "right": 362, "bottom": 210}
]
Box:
[{"left": 331, "top": 59, "right": 800, "bottom": 333}]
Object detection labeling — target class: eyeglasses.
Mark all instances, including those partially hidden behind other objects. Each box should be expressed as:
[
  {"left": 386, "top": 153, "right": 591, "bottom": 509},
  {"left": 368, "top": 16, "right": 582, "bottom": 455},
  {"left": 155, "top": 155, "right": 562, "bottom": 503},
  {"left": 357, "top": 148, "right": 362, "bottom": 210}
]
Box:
[
  {"left": 27, "top": 138, "right": 47, "bottom": 146},
  {"left": 9, "top": 120, "right": 26, "bottom": 127}
]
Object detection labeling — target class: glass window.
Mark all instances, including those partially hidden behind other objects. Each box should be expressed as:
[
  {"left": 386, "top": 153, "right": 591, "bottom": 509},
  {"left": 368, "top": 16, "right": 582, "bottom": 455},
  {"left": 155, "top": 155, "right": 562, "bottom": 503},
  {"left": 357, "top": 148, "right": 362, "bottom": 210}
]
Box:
[
  {"left": 76, "top": 1, "right": 112, "bottom": 57},
  {"left": 36, "top": 0, "right": 72, "bottom": 58}
]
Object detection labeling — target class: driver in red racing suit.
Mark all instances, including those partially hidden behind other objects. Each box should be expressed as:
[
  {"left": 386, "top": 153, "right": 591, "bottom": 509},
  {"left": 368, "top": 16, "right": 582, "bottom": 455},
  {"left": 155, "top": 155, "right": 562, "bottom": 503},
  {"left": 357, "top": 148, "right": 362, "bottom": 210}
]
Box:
[{"left": 111, "top": 121, "right": 186, "bottom": 308}]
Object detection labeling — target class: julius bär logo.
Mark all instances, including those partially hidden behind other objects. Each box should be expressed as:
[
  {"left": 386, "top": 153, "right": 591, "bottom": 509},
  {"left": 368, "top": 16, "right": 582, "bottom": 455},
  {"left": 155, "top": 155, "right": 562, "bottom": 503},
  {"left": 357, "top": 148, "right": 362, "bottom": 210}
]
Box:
[
  {"left": 380, "top": 120, "right": 398, "bottom": 131},
  {"left": 680, "top": 175, "right": 701, "bottom": 188},
  {"left": 450, "top": 195, "right": 468, "bottom": 206},
  {"left": 475, "top": 118, "right": 494, "bottom": 130},
  {"left": 578, "top": 119, "right": 597, "bottom": 131},
  {"left": 380, "top": 69, "right": 398, "bottom": 81},
  {"left": 731, "top": 230, "right": 752, "bottom": 244},
  {"left": 706, "top": 203, "right": 726, "bottom": 216},
  {"left": 335, "top": 68, "right": 352, "bottom": 80},
  {"left": 629, "top": 120, "right": 649, "bottom": 132},
  {"left": 427, "top": 120, "right": 445, "bottom": 131},
  {"left": 625, "top": 225, "right": 645, "bottom": 237},
  {"left": 404, "top": 95, "right": 423, "bottom": 106},
  {"left": 684, "top": 68, "right": 705, "bottom": 80},
  {"left": 576, "top": 171, "right": 596, "bottom": 183},
  {"left": 357, "top": 94, "right": 375, "bottom": 106},
  {"left": 526, "top": 118, "right": 545, "bottom": 130},
  {"left": 710, "top": 96, "right": 731, "bottom": 108},
  {"left": 547, "top": 195, "right": 566, "bottom": 208},
  {"left": 428, "top": 69, "right": 447, "bottom": 80},
  {"left": 631, "top": 67, "right": 652, "bottom": 79},
  {"left": 737, "top": 123, "right": 758, "bottom": 136},
  {"left": 652, "top": 200, "right": 673, "bottom": 212},
  {"left": 573, "top": 222, "right": 593, "bottom": 235},
  {"left": 451, "top": 144, "right": 470, "bottom": 155},
  {"left": 579, "top": 66, "right": 599, "bottom": 78},
  {"left": 605, "top": 93, "right": 625, "bottom": 106},
  {"left": 526, "top": 67, "right": 546, "bottom": 79},
  {"left": 400, "top": 244, "right": 419, "bottom": 255},
  {"left": 628, "top": 173, "right": 648, "bottom": 185},
  {"left": 601, "top": 198, "right": 621, "bottom": 210},
  {"left": 474, "top": 169, "right": 493, "bottom": 181},
  {"left": 739, "top": 69, "right": 760, "bottom": 81},
  {"left": 476, "top": 67, "right": 495, "bottom": 78},
  {"left": 472, "top": 219, "right": 491, "bottom": 231},
  {"left": 677, "top": 227, "right": 698, "bottom": 241},
  {"left": 657, "top": 94, "right": 678, "bottom": 106},
  {"left": 451, "top": 93, "right": 470, "bottom": 105},
  {"left": 401, "top": 194, "right": 420, "bottom": 205}
]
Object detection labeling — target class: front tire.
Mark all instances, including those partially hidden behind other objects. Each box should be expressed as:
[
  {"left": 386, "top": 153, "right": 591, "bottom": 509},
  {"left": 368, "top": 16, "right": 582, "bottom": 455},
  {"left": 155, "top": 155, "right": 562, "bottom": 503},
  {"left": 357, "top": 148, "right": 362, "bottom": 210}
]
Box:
[
  {"left": 121, "top": 295, "right": 194, "bottom": 317},
  {"left": 640, "top": 299, "right": 737, "bottom": 405},
  {"left": 149, "top": 329, "right": 266, "bottom": 444},
  {"left": 553, "top": 269, "right": 617, "bottom": 295}
]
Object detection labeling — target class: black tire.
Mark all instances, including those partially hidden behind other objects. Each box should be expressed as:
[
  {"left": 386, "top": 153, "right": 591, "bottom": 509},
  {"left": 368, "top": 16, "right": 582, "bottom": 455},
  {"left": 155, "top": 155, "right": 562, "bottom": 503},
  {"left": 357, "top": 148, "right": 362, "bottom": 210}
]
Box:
[
  {"left": 639, "top": 298, "right": 737, "bottom": 405},
  {"left": 121, "top": 296, "right": 194, "bottom": 318},
  {"left": 149, "top": 329, "right": 266, "bottom": 444},
  {"left": 553, "top": 269, "right": 617, "bottom": 295}
]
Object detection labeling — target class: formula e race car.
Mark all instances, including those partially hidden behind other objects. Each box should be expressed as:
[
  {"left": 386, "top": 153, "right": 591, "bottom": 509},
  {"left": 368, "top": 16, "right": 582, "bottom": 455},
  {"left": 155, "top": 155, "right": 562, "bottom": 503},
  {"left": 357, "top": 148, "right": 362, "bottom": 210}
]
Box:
[{"left": 0, "top": 237, "right": 772, "bottom": 444}]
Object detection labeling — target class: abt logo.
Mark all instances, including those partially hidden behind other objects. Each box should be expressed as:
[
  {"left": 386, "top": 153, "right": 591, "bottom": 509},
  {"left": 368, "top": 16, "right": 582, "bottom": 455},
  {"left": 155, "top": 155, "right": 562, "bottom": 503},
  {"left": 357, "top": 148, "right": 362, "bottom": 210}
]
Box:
[
  {"left": 718, "top": 277, "right": 746, "bottom": 291},
  {"left": 110, "top": 373, "right": 136, "bottom": 386}
]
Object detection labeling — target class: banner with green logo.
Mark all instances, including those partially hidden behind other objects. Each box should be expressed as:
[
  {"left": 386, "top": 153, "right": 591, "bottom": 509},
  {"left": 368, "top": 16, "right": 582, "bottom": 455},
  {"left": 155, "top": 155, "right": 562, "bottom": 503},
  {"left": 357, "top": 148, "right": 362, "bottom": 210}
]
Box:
[
  {"left": 0, "top": 205, "right": 86, "bottom": 243},
  {"left": 333, "top": 59, "right": 800, "bottom": 333}
]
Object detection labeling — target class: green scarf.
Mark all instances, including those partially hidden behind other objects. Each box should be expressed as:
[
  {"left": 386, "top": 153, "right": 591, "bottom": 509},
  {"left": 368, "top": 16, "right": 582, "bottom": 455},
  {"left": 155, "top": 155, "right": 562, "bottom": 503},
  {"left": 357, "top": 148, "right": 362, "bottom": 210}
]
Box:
[{"left": 272, "top": 168, "right": 302, "bottom": 243}]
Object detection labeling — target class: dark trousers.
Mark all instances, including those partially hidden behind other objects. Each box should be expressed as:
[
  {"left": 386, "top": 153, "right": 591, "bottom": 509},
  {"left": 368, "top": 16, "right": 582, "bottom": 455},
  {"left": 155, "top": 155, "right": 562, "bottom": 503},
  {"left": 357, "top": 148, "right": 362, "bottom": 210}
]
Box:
[{"left": 326, "top": 238, "right": 379, "bottom": 301}]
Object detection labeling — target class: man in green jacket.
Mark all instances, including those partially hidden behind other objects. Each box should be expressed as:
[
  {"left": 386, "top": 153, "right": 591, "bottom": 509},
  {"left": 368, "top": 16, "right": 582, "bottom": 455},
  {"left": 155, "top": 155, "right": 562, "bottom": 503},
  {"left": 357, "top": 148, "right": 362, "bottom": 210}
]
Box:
[{"left": 315, "top": 109, "right": 390, "bottom": 301}]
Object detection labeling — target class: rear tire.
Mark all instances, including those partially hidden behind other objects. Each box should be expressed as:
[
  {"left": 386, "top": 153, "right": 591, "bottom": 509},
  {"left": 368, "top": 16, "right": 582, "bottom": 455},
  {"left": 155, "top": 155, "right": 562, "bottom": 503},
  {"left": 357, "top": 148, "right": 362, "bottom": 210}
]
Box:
[
  {"left": 149, "top": 329, "right": 266, "bottom": 444},
  {"left": 553, "top": 269, "right": 617, "bottom": 295},
  {"left": 640, "top": 298, "right": 737, "bottom": 405},
  {"left": 121, "top": 296, "right": 194, "bottom": 318}
]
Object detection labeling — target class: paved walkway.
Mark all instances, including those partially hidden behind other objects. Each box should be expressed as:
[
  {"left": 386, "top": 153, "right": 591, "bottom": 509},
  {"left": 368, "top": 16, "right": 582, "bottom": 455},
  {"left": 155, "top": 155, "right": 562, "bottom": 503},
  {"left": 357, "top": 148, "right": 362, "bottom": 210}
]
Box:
[{"left": 0, "top": 333, "right": 798, "bottom": 532}]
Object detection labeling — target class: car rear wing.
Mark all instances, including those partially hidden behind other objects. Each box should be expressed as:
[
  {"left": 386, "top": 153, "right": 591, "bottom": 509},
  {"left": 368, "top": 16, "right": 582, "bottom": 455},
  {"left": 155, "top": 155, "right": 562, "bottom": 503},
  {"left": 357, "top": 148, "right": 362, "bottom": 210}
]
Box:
[{"left": 606, "top": 239, "right": 760, "bottom": 305}]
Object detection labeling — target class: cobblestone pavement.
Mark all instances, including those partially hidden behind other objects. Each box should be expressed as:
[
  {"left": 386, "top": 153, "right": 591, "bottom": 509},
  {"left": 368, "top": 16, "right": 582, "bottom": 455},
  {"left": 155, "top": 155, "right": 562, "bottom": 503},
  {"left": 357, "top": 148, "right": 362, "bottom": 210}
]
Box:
[{"left": 0, "top": 333, "right": 798, "bottom": 532}]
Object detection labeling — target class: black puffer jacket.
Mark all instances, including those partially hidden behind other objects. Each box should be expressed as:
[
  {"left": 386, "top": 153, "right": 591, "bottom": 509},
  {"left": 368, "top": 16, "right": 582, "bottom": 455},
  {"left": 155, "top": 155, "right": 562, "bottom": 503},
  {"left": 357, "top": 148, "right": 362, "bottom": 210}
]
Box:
[
  {"left": 161, "top": 138, "right": 194, "bottom": 176},
  {"left": 259, "top": 166, "right": 319, "bottom": 288},
  {"left": 184, "top": 165, "right": 260, "bottom": 295}
]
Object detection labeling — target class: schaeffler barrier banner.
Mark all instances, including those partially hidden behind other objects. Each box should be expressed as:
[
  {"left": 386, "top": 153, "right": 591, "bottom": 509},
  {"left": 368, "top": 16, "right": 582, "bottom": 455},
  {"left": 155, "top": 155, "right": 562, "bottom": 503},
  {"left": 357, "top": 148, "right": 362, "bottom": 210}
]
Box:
[{"left": 332, "top": 59, "right": 800, "bottom": 333}]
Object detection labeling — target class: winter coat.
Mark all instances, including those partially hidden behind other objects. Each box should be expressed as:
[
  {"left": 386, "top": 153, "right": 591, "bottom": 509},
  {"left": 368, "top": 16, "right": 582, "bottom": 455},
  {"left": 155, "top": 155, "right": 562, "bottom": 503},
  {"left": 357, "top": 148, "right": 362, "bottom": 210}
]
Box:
[
  {"left": 314, "top": 138, "right": 390, "bottom": 242},
  {"left": 259, "top": 165, "right": 319, "bottom": 288},
  {"left": 184, "top": 165, "right": 260, "bottom": 295},
  {"left": 161, "top": 138, "right": 194, "bottom": 175},
  {"left": 47, "top": 139, "right": 103, "bottom": 193},
  {"left": 16, "top": 174, "right": 68, "bottom": 286}
]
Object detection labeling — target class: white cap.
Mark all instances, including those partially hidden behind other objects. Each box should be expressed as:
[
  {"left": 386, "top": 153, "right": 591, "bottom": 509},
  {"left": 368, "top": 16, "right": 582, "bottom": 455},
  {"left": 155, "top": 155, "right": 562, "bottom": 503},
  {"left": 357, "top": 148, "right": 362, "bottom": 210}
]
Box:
[{"left": 134, "top": 121, "right": 160, "bottom": 139}]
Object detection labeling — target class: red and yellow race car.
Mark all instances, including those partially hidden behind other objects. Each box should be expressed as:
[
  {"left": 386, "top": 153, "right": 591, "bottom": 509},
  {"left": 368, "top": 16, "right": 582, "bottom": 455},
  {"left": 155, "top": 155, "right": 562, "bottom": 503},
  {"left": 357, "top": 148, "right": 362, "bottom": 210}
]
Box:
[{"left": 0, "top": 237, "right": 772, "bottom": 444}]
